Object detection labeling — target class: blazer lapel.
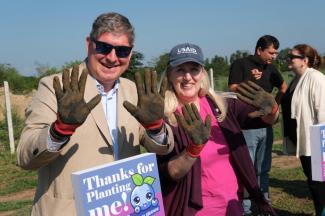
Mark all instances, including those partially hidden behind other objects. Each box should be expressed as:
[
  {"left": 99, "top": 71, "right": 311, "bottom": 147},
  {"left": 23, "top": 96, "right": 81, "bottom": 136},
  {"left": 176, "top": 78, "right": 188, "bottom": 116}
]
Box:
[
  {"left": 82, "top": 64, "right": 113, "bottom": 146},
  {"left": 117, "top": 84, "right": 128, "bottom": 152}
]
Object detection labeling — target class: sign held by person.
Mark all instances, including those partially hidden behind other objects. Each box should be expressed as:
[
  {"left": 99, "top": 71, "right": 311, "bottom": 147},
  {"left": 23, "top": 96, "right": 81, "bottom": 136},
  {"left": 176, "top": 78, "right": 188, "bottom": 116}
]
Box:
[
  {"left": 71, "top": 153, "right": 165, "bottom": 216},
  {"left": 310, "top": 124, "right": 325, "bottom": 182}
]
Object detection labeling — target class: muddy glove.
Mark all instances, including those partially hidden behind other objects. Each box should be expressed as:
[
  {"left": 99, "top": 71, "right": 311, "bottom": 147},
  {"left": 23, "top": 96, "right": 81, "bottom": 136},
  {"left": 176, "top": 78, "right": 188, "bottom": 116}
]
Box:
[
  {"left": 123, "top": 70, "right": 167, "bottom": 131},
  {"left": 51, "top": 65, "right": 101, "bottom": 140},
  {"left": 236, "top": 81, "right": 278, "bottom": 118},
  {"left": 175, "top": 103, "right": 211, "bottom": 158}
]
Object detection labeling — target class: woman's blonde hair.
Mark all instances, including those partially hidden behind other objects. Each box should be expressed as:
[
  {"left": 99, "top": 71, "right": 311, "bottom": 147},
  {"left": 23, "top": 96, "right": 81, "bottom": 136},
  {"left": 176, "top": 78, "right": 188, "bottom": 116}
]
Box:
[{"left": 161, "top": 65, "right": 227, "bottom": 126}]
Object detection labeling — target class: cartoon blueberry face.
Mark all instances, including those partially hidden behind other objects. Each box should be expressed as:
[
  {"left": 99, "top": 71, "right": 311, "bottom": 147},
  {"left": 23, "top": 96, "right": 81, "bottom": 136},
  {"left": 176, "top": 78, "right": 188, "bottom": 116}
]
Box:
[
  {"left": 130, "top": 184, "right": 155, "bottom": 211},
  {"left": 146, "top": 192, "right": 153, "bottom": 200},
  {"left": 130, "top": 173, "right": 159, "bottom": 214},
  {"left": 133, "top": 196, "right": 140, "bottom": 204}
]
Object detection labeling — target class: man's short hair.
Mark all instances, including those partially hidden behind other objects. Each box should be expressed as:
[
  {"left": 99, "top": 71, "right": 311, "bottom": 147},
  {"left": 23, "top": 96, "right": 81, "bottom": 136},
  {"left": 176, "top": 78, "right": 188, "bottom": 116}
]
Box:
[
  {"left": 255, "top": 35, "right": 279, "bottom": 53},
  {"left": 90, "top": 12, "right": 135, "bottom": 46}
]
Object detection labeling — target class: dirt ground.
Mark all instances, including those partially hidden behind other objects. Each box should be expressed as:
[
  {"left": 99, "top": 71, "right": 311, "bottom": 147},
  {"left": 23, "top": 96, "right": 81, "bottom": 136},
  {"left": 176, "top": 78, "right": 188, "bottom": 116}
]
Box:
[
  {"left": 0, "top": 87, "right": 34, "bottom": 121},
  {"left": 0, "top": 188, "right": 35, "bottom": 216},
  {"left": 0, "top": 189, "right": 35, "bottom": 203},
  {"left": 272, "top": 154, "right": 301, "bottom": 169},
  {"left": 0, "top": 211, "right": 16, "bottom": 216}
]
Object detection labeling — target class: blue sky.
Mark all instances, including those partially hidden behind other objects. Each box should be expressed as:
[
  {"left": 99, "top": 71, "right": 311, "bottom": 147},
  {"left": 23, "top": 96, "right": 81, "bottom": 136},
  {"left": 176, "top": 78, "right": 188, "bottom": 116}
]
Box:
[{"left": 1, "top": 0, "right": 324, "bottom": 76}]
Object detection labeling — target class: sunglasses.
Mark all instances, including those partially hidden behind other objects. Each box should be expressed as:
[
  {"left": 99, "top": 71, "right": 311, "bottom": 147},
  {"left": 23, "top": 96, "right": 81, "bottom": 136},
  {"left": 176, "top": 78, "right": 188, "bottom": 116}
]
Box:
[
  {"left": 287, "top": 53, "right": 305, "bottom": 60},
  {"left": 92, "top": 39, "right": 133, "bottom": 58}
]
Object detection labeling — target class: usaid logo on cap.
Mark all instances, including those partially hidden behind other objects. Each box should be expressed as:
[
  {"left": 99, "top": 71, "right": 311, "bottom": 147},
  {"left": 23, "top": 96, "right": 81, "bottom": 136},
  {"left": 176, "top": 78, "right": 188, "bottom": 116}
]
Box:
[
  {"left": 168, "top": 43, "right": 204, "bottom": 67},
  {"left": 177, "top": 46, "right": 198, "bottom": 55}
]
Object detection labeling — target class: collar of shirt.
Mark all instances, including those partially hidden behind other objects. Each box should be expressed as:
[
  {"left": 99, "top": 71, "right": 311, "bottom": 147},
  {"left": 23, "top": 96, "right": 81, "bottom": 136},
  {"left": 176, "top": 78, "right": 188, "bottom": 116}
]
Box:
[
  {"left": 95, "top": 79, "right": 120, "bottom": 97},
  {"left": 249, "top": 55, "right": 267, "bottom": 67}
]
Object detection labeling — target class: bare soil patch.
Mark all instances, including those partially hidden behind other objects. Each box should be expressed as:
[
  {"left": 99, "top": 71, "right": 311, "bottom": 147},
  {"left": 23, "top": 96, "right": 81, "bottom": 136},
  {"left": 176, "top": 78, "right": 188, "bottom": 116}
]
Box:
[
  {"left": 0, "top": 210, "right": 16, "bottom": 216},
  {"left": 0, "top": 87, "right": 34, "bottom": 121},
  {"left": 0, "top": 188, "right": 35, "bottom": 203},
  {"left": 272, "top": 155, "right": 301, "bottom": 170}
]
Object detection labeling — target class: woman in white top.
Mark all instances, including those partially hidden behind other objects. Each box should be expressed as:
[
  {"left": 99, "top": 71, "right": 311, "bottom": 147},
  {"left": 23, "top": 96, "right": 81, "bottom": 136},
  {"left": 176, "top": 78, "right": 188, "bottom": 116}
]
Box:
[{"left": 282, "top": 44, "right": 325, "bottom": 216}]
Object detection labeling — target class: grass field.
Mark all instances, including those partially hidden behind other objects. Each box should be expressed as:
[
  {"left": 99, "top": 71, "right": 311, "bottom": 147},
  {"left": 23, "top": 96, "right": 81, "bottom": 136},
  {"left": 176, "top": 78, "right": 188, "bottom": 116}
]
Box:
[
  {"left": 270, "top": 145, "right": 314, "bottom": 215},
  {"left": 0, "top": 142, "right": 315, "bottom": 216},
  {"left": 0, "top": 152, "right": 36, "bottom": 215}
]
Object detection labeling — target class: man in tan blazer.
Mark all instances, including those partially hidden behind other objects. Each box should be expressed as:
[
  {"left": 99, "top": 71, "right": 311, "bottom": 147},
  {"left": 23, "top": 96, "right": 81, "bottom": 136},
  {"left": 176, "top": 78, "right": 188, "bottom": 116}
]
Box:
[{"left": 17, "top": 12, "right": 174, "bottom": 216}]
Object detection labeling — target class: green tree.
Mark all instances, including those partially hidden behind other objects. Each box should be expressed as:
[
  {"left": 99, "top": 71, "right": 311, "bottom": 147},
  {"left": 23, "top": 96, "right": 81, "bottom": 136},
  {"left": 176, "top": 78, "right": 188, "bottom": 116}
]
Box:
[
  {"left": 208, "top": 55, "right": 229, "bottom": 77},
  {"left": 320, "top": 55, "right": 325, "bottom": 73},
  {"left": 229, "top": 50, "right": 251, "bottom": 64},
  {"left": 0, "top": 64, "right": 15, "bottom": 85},
  {"left": 203, "top": 56, "right": 229, "bottom": 91},
  {"left": 62, "top": 60, "right": 82, "bottom": 70},
  {"left": 0, "top": 63, "right": 37, "bottom": 93},
  {"left": 35, "top": 62, "right": 60, "bottom": 78},
  {"left": 204, "top": 58, "right": 210, "bottom": 67},
  {"left": 274, "top": 48, "right": 291, "bottom": 72},
  {"left": 152, "top": 53, "right": 169, "bottom": 80},
  {"left": 35, "top": 60, "right": 83, "bottom": 82},
  {"left": 0, "top": 109, "right": 25, "bottom": 150},
  {"left": 122, "top": 51, "right": 145, "bottom": 81}
]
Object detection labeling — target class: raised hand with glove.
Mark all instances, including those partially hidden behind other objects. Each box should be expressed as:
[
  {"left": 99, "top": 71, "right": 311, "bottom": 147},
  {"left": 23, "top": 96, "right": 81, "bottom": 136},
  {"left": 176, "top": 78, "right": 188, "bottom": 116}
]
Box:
[
  {"left": 175, "top": 103, "right": 211, "bottom": 158},
  {"left": 236, "top": 81, "right": 279, "bottom": 118},
  {"left": 123, "top": 69, "right": 167, "bottom": 133},
  {"left": 51, "top": 65, "right": 101, "bottom": 141}
]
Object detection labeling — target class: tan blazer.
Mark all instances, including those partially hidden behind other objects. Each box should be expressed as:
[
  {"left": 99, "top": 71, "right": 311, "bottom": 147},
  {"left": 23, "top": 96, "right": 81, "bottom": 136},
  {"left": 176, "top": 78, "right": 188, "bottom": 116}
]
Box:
[{"left": 17, "top": 63, "right": 174, "bottom": 216}]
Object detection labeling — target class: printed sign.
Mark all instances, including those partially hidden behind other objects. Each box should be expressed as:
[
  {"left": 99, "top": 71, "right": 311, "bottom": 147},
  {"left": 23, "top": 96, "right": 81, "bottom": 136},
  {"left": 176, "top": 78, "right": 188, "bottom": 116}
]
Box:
[
  {"left": 310, "top": 124, "right": 325, "bottom": 181},
  {"left": 71, "top": 153, "right": 165, "bottom": 216}
]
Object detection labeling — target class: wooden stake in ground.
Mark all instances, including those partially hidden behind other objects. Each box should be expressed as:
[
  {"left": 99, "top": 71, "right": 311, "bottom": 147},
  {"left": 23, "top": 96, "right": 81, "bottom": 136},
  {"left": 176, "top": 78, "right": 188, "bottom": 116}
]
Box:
[
  {"left": 4, "top": 81, "right": 15, "bottom": 154},
  {"left": 209, "top": 68, "right": 214, "bottom": 91}
]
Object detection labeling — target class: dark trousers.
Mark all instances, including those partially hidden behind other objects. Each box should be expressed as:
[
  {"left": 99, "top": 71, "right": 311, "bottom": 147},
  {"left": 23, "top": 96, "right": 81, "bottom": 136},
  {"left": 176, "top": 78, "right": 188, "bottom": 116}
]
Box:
[{"left": 300, "top": 156, "right": 325, "bottom": 216}]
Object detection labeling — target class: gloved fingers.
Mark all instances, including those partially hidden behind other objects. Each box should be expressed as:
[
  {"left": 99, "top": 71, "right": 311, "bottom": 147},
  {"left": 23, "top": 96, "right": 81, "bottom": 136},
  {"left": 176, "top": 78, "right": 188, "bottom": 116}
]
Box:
[
  {"left": 79, "top": 69, "right": 88, "bottom": 97},
  {"left": 237, "top": 85, "right": 254, "bottom": 99},
  {"left": 239, "top": 82, "right": 257, "bottom": 95},
  {"left": 53, "top": 76, "right": 63, "bottom": 100},
  {"left": 175, "top": 112, "right": 187, "bottom": 129},
  {"left": 248, "top": 110, "right": 264, "bottom": 118},
  {"left": 62, "top": 68, "right": 71, "bottom": 92},
  {"left": 144, "top": 69, "right": 152, "bottom": 95},
  {"left": 135, "top": 72, "right": 144, "bottom": 98},
  {"left": 184, "top": 104, "right": 196, "bottom": 122},
  {"left": 247, "top": 80, "right": 262, "bottom": 91},
  {"left": 70, "top": 65, "right": 79, "bottom": 92},
  {"left": 191, "top": 103, "right": 201, "bottom": 120},
  {"left": 159, "top": 77, "right": 167, "bottom": 98},
  {"left": 263, "top": 105, "right": 273, "bottom": 115},
  {"left": 123, "top": 100, "right": 138, "bottom": 116},
  {"left": 237, "top": 93, "right": 254, "bottom": 106},
  {"left": 181, "top": 104, "right": 192, "bottom": 124},
  {"left": 204, "top": 115, "right": 212, "bottom": 132},
  {"left": 151, "top": 70, "right": 158, "bottom": 94},
  {"left": 87, "top": 94, "right": 101, "bottom": 111},
  {"left": 265, "top": 94, "right": 276, "bottom": 107}
]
